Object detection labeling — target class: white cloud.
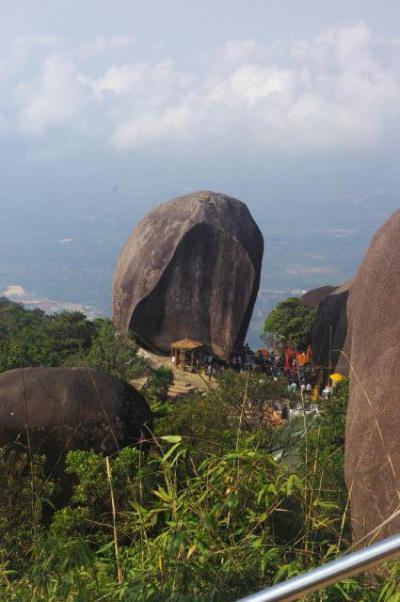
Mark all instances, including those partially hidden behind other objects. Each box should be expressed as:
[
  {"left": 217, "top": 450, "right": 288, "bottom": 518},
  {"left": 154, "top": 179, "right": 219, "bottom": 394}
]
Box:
[
  {"left": 78, "top": 35, "right": 133, "bottom": 58},
  {"left": 207, "top": 64, "right": 295, "bottom": 105},
  {"left": 17, "top": 55, "right": 86, "bottom": 135},
  {"left": 10, "top": 22, "right": 400, "bottom": 154},
  {"left": 0, "top": 35, "right": 59, "bottom": 76},
  {"left": 110, "top": 105, "right": 194, "bottom": 149},
  {"left": 316, "top": 21, "right": 371, "bottom": 67},
  {"left": 105, "top": 22, "right": 400, "bottom": 152},
  {"left": 87, "top": 64, "right": 146, "bottom": 99},
  {"left": 222, "top": 39, "right": 257, "bottom": 64}
]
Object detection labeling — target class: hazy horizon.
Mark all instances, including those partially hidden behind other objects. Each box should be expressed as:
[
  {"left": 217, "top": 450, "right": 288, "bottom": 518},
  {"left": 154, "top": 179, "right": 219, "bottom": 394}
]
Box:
[{"left": 1, "top": 1, "right": 399, "bottom": 344}]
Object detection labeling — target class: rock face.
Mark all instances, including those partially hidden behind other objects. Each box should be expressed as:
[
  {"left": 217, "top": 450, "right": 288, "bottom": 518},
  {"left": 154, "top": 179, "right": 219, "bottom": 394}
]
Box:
[
  {"left": 0, "top": 367, "right": 152, "bottom": 461},
  {"left": 311, "top": 281, "right": 351, "bottom": 374},
  {"left": 345, "top": 209, "right": 400, "bottom": 542},
  {"left": 113, "top": 191, "right": 264, "bottom": 359},
  {"left": 301, "top": 285, "right": 338, "bottom": 309}
]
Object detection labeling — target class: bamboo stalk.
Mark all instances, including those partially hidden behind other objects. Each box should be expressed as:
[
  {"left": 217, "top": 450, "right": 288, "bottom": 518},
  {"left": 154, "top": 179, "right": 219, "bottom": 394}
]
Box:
[{"left": 106, "top": 456, "right": 122, "bottom": 584}]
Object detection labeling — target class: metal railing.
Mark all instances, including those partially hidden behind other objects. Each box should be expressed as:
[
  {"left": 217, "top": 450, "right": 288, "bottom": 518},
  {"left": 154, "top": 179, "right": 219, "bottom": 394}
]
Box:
[{"left": 236, "top": 534, "right": 400, "bottom": 602}]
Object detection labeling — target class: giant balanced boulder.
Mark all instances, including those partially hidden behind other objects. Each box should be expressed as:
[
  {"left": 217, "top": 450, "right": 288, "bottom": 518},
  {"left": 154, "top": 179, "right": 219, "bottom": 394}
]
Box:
[
  {"left": 0, "top": 367, "right": 152, "bottom": 462},
  {"left": 113, "top": 191, "right": 264, "bottom": 359},
  {"left": 310, "top": 280, "right": 352, "bottom": 375},
  {"left": 345, "top": 209, "right": 400, "bottom": 542}
]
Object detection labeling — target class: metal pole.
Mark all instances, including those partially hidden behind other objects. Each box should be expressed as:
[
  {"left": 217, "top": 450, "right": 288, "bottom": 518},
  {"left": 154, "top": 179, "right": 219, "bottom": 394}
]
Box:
[{"left": 236, "top": 534, "right": 400, "bottom": 602}]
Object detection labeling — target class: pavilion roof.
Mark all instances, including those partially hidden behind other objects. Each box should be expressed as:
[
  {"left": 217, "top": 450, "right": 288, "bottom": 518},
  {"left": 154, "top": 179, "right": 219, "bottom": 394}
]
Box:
[{"left": 171, "top": 338, "right": 204, "bottom": 350}]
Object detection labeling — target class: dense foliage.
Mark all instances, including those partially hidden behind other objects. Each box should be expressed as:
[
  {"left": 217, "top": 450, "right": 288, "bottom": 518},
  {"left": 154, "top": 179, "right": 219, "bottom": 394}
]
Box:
[
  {"left": 263, "top": 296, "right": 317, "bottom": 350},
  {"left": 0, "top": 380, "right": 399, "bottom": 600},
  {"left": 0, "top": 298, "right": 147, "bottom": 380},
  {"left": 0, "top": 302, "right": 399, "bottom": 600}
]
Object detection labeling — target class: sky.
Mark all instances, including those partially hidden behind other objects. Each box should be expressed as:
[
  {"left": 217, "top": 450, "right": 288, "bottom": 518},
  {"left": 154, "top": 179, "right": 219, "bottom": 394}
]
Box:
[
  {"left": 0, "top": 0, "right": 399, "bottom": 334},
  {"left": 2, "top": 1, "right": 400, "bottom": 157}
]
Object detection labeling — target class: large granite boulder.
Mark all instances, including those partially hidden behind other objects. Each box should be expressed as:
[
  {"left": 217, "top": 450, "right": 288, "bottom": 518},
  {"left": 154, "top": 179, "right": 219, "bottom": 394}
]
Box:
[
  {"left": 113, "top": 191, "right": 264, "bottom": 359},
  {"left": 0, "top": 367, "right": 152, "bottom": 461},
  {"left": 311, "top": 281, "right": 352, "bottom": 375},
  {"left": 345, "top": 209, "right": 400, "bottom": 542}
]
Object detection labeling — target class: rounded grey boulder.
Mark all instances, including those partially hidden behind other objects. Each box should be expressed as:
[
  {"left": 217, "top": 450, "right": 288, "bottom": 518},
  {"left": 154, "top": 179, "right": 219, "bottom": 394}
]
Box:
[
  {"left": 0, "top": 367, "right": 152, "bottom": 460},
  {"left": 113, "top": 191, "right": 264, "bottom": 359}
]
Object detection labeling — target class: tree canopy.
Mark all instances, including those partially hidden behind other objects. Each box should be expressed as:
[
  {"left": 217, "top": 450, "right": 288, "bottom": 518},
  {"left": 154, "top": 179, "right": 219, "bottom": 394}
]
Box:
[
  {"left": 0, "top": 298, "right": 147, "bottom": 380},
  {"left": 263, "top": 296, "right": 317, "bottom": 350}
]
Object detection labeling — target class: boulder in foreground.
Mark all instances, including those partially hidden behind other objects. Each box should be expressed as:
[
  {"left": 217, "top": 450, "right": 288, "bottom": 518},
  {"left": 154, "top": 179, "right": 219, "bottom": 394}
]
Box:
[
  {"left": 0, "top": 367, "right": 152, "bottom": 463},
  {"left": 345, "top": 209, "right": 400, "bottom": 542}
]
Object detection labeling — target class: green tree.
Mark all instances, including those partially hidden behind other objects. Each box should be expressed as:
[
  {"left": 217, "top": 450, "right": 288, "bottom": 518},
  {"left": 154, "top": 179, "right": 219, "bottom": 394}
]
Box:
[
  {"left": 46, "top": 311, "right": 95, "bottom": 361},
  {"left": 71, "top": 319, "right": 148, "bottom": 381},
  {"left": 263, "top": 297, "right": 316, "bottom": 350},
  {"left": 0, "top": 329, "right": 55, "bottom": 370},
  {"left": 0, "top": 301, "right": 97, "bottom": 371}
]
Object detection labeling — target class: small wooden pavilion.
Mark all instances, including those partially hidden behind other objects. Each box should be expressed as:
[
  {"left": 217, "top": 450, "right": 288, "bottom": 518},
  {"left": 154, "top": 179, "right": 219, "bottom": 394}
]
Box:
[{"left": 170, "top": 338, "right": 204, "bottom": 371}]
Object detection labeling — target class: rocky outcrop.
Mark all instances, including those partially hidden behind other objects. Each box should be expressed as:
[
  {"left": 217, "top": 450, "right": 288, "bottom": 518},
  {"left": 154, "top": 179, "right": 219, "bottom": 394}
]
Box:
[
  {"left": 301, "top": 285, "right": 338, "bottom": 309},
  {"left": 311, "top": 281, "right": 351, "bottom": 374},
  {"left": 345, "top": 209, "right": 400, "bottom": 542},
  {"left": 113, "top": 191, "right": 264, "bottom": 359},
  {"left": 0, "top": 367, "right": 152, "bottom": 462}
]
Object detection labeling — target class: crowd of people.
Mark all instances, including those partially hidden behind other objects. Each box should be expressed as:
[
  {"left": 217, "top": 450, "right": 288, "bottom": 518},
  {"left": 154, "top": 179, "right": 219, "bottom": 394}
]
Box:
[{"left": 173, "top": 342, "right": 339, "bottom": 399}]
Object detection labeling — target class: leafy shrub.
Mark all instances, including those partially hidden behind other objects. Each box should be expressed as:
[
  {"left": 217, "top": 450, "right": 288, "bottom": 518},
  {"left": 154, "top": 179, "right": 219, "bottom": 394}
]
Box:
[
  {"left": 145, "top": 367, "right": 174, "bottom": 402},
  {"left": 0, "top": 449, "right": 55, "bottom": 572},
  {"left": 68, "top": 319, "right": 148, "bottom": 381},
  {"left": 2, "top": 426, "right": 398, "bottom": 601}
]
